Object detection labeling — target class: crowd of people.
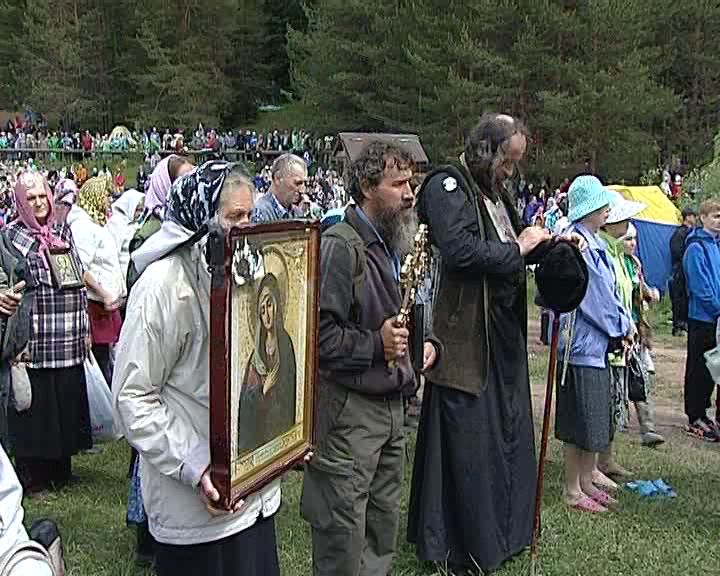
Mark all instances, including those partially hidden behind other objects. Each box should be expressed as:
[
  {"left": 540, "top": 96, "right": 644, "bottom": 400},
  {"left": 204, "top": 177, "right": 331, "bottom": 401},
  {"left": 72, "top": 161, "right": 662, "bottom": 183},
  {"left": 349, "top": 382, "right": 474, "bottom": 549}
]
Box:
[
  {"left": 0, "top": 110, "right": 715, "bottom": 576},
  {"left": 0, "top": 154, "right": 349, "bottom": 229},
  {"left": 670, "top": 203, "right": 720, "bottom": 442},
  {"left": 660, "top": 168, "right": 686, "bottom": 202},
  {"left": 0, "top": 116, "right": 338, "bottom": 168}
]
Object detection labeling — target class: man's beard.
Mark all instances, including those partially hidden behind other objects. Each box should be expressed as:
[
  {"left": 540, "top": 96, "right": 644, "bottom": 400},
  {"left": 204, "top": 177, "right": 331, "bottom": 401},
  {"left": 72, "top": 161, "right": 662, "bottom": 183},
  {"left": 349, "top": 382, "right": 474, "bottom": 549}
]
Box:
[{"left": 375, "top": 204, "right": 419, "bottom": 258}]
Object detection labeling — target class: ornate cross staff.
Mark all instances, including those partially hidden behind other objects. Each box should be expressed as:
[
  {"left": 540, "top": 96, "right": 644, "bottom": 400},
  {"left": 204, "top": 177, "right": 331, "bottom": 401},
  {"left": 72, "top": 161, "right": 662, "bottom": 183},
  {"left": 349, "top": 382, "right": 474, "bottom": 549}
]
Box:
[{"left": 389, "top": 224, "right": 429, "bottom": 371}]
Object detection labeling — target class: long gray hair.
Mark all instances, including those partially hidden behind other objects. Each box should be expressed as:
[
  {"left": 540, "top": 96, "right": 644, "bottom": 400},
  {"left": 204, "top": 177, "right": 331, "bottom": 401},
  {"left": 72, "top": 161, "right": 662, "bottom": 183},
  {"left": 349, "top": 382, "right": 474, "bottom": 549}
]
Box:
[{"left": 464, "top": 113, "right": 528, "bottom": 195}]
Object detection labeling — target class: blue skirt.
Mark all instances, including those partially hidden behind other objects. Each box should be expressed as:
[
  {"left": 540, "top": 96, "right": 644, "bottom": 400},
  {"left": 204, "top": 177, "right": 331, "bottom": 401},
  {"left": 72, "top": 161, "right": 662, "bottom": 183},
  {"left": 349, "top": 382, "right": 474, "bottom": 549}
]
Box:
[
  {"left": 126, "top": 457, "right": 146, "bottom": 525},
  {"left": 555, "top": 364, "right": 612, "bottom": 452}
]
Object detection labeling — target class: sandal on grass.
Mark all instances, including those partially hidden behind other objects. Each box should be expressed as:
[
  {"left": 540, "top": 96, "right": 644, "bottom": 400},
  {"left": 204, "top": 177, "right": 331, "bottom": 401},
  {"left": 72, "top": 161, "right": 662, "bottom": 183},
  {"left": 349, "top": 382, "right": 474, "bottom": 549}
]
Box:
[
  {"left": 652, "top": 479, "right": 677, "bottom": 498},
  {"left": 592, "top": 470, "right": 619, "bottom": 491},
  {"left": 599, "top": 463, "right": 634, "bottom": 478},
  {"left": 625, "top": 479, "right": 677, "bottom": 499},
  {"left": 568, "top": 496, "right": 608, "bottom": 514},
  {"left": 590, "top": 490, "right": 618, "bottom": 509}
]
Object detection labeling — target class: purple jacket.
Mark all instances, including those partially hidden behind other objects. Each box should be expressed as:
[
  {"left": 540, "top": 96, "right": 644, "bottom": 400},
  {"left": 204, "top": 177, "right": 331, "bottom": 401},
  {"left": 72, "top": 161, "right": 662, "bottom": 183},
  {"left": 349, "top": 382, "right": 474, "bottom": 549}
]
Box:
[{"left": 558, "top": 223, "right": 632, "bottom": 368}]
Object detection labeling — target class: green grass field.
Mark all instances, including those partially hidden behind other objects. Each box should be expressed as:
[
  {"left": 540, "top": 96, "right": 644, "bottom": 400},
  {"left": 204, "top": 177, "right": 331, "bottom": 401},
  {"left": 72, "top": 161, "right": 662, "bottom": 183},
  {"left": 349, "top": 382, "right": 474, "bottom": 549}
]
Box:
[{"left": 23, "top": 424, "right": 720, "bottom": 576}]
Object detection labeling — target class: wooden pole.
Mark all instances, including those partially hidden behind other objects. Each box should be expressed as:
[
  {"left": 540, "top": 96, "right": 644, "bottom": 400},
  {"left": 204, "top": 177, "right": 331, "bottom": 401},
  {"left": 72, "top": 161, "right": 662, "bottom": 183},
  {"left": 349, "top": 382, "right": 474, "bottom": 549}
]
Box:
[{"left": 529, "top": 315, "right": 561, "bottom": 575}]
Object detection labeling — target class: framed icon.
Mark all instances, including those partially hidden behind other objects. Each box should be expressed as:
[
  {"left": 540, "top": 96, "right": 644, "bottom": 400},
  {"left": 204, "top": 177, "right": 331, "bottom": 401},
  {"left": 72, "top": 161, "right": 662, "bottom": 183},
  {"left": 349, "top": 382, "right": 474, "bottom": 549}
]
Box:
[
  {"left": 208, "top": 220, "right": 320, "bottom": 510},
  {"left": 47, "top": 249, "right": 84, "bottom": 290}
]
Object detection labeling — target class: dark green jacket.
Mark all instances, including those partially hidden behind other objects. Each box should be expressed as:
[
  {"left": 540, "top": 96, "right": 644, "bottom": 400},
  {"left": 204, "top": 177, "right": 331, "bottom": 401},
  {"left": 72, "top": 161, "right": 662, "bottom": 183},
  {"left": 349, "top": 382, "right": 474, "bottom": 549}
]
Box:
[
  {"left": 0, "top": 231, "right": 33, "bottom": 361},
  {"left": 126, "top": 213, "right": 162, "bottom": 295}
]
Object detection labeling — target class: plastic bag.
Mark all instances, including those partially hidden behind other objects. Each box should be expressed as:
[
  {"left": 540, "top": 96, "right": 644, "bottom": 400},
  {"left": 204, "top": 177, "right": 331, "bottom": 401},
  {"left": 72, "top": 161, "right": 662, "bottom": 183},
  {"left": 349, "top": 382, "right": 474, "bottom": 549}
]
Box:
[
  {"left": 84, "top": 354, "right": 117, "bottom": 442},
  {"left": 704, "top": 346, "right": 720, "bottom": 386},
  {"left": 11, "top": 363, "right": 31, "bottom": 412}
]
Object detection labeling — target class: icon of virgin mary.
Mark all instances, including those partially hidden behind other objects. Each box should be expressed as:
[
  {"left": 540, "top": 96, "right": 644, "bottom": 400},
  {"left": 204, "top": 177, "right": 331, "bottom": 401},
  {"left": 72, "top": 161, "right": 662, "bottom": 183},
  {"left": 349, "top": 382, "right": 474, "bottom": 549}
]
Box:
[{"left": 237, "top": 272, "right": 297, "bottom": 456}]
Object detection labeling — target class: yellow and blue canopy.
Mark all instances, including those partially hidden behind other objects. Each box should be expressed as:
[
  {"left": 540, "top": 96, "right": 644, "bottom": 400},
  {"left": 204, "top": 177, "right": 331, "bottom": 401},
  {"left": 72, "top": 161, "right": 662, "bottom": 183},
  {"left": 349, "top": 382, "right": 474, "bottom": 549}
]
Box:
[
  {"left": 608, "top": 185, "right": 681, "bottom": 225},
  {"left": 607, "top": 185, "right": 681, "bottom": 290}
]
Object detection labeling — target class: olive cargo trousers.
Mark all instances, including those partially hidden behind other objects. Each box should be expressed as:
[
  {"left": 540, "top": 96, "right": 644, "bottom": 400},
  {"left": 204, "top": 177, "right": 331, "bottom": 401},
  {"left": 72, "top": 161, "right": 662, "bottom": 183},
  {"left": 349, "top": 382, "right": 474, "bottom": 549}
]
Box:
[{"left": 301, "top": 381, "right": 405, "bottom": 576}]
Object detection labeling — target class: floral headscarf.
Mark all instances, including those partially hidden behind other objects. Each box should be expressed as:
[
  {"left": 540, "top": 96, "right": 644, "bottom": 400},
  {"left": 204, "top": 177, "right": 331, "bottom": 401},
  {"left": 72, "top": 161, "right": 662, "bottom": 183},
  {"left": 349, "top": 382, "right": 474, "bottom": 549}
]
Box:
[
  {"left": 54, "top": 178, "right": 78, "bottom": 206},
  {"left": 14, "top": 171, "right": 66, "bottom": 260},
  {"left": 78, "top": 176, "right": 112, "bottom": 226},
  {"left": 132, "top": 161, "right": 239, "bottom": 276},
  {"left": 165, "top": 160, "right": 235, "bottom": 232}
]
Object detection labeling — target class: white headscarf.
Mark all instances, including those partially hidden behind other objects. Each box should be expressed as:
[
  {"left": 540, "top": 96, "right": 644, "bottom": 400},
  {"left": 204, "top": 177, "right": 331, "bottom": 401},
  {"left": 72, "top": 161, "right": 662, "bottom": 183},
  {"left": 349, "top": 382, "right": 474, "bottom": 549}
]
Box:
[
  {"left": 0, "top": 445, "right": 52, "bottom": 574},
  {"left": 620, "top": 221, "right": 638, "bottom": 241},
  {"left": 106, "top": 189, "right": 145, "bottom": 250}
]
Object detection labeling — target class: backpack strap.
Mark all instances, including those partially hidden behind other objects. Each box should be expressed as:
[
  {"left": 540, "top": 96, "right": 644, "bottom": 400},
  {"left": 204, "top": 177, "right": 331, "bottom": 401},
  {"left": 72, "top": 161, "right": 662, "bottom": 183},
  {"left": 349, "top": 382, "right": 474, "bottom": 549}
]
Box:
[
  {"left": 416, "top": 163, "right": 488, "bottom": 240},
  {"left": 684, "top": 236, "right": 711, "bottom": 275},
  {"left": 323, "top": 221, "right": 366, "bottom": 324},
  {"left": 0, "top": 540, "right": 55, "bottom": 575}
]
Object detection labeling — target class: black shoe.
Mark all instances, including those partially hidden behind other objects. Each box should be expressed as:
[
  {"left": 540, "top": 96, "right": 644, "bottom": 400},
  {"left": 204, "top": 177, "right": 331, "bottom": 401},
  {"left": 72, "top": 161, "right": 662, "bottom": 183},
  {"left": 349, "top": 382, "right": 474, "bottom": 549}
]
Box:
[
  {"left": 702, "top": 416, "right": 720, "bottom": 434},
  {"left": 672, "top": 324, "right": 688, "bottom": 336},
  {"left": 686, "top": 419, "right": 720, "bottom": 442},
  {"left": 134, "top": 552, "right": 155, "bottom": 568}
]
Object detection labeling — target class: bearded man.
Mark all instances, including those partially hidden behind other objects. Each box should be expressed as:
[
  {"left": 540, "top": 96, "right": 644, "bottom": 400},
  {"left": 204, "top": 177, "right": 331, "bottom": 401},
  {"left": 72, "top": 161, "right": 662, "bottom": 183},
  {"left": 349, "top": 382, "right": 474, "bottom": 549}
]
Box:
[
  {"left": 301, "top": 141, "right": 438, "bottom": 576},
  {"left": 407, "top": 113, "right": 551, "bottom": 575}
]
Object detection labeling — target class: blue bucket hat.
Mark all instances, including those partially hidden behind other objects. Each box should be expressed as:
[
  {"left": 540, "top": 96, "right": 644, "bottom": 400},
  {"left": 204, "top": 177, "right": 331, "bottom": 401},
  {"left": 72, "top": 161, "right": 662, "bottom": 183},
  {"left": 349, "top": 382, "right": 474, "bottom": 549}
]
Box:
[{"left": 567, "top": 175, "right": 613, "bottom": 223}]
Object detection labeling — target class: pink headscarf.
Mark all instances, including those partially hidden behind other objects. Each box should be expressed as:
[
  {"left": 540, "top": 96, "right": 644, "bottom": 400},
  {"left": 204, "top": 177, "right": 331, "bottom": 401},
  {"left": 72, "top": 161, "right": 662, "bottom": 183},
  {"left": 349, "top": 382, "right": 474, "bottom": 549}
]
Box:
[
  {"left": 144, "top": 155, "right": 175, "bottom": 217},
  {"left": 14, "top": 172, "right": 67, "bottom": 260}
]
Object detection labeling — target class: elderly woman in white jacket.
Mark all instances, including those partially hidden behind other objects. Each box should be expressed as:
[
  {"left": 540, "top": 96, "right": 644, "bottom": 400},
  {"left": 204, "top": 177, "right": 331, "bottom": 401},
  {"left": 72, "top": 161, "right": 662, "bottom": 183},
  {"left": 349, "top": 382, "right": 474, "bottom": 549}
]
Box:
[
  {"left": 105, "top": 188, "right": 144, "bottom": 287},
  {"left": 0, "top": 446, "right": 55, "bottom": 575},
  {"left": 113, "top": 162, "right": 285, "bottom": 576},
  {"left": 67, "top": 177, "right": 126, "bottom": 385}
]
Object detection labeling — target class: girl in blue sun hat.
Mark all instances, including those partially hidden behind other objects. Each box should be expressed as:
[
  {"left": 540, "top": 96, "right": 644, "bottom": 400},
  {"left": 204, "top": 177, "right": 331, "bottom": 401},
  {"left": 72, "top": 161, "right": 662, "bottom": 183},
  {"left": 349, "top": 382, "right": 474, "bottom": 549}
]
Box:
[{"left": 555, "top": 175, "right": 635, "bottom": 514}]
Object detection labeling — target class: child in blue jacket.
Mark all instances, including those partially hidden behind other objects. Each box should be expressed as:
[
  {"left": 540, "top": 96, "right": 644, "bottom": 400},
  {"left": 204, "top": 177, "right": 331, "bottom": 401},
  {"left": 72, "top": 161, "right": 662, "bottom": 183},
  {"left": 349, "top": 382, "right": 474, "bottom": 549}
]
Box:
[{"left": 683, "top": 199, "right": 720, "bottom": 441}]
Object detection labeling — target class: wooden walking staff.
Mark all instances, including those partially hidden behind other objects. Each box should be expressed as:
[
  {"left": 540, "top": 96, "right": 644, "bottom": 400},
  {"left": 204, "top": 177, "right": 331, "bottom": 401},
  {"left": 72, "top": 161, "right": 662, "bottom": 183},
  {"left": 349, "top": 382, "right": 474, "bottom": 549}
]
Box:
[{"left": 529, "top": 314, "right": 561, "bottom": 576}]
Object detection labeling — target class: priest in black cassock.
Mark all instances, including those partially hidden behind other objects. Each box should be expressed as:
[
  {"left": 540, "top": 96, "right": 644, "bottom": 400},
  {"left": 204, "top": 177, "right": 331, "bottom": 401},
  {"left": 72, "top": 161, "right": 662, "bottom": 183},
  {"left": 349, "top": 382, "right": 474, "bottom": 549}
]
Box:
[{"left": 408, "top": 113, "right": 551, "bottom": 575}]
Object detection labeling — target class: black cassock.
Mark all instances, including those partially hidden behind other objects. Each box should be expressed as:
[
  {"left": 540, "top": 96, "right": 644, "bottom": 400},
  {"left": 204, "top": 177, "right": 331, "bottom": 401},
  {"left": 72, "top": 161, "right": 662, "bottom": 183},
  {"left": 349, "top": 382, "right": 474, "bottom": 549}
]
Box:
[{"left": 408, "top": 168, "right": 536, "bottom": 573}]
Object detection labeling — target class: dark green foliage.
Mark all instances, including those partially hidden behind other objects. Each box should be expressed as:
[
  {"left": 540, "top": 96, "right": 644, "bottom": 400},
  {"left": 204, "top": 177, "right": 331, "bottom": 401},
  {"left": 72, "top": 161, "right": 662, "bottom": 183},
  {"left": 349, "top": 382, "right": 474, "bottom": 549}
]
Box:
[
  {"left": 289, "top": 0, "right": 718, "bottom": 181},
  {"left": 0, "top": 0, "right": 26, "bottom": 107},
  {"left": 264, "top": 0, "right": 307, "bottom": 92},
  {"left": 2, "top": 0, "right": 274, "bottom": 129}
]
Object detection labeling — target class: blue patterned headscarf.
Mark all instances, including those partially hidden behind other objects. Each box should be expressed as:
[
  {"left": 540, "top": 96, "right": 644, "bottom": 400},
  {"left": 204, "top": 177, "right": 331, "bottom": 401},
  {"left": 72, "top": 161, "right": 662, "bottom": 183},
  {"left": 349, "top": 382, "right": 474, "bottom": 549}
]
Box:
[{"left": 165, "top": 160, "right": 233, "bottom": 232}]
